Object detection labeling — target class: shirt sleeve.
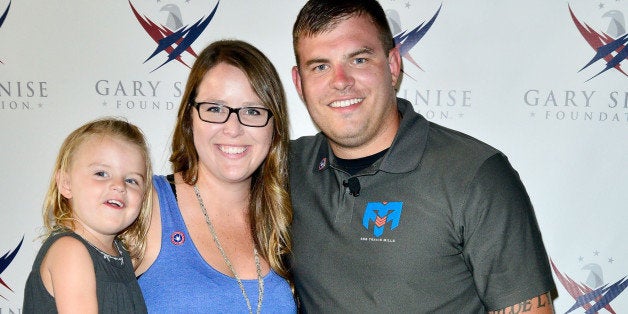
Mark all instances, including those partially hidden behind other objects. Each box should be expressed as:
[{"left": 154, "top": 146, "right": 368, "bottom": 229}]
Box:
[{"left": 459, "top": 153, "right": 555, "bottom": 310}]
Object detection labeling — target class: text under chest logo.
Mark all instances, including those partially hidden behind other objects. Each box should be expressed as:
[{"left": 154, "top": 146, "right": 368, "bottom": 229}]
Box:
[{"left": 362, "top": 202, "right": 403, "bottom": 237}]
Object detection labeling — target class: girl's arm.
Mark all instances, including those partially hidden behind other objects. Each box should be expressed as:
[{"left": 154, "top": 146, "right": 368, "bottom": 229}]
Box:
[{"left": 40, "top": 236, "right": 98, "bottom": 314}]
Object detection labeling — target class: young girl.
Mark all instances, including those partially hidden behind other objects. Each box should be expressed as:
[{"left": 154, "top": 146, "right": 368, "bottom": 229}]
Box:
[{"left": 23, "top": 117, "right": 152, "bottom": 313}]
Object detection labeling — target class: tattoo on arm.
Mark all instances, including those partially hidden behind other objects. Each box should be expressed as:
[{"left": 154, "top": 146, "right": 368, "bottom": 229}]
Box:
[{"left": 487, "top": 293, "right": 553, "bottom": 314}]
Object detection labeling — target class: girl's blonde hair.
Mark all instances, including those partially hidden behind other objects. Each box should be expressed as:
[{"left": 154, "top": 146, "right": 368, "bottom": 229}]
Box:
[{"left": 42, "top": 117, "right": 153, "bottom": 261}]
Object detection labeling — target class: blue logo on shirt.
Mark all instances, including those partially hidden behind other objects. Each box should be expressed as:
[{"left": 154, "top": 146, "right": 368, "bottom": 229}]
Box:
[{"left": 362, "top": 202, "right": 403, "bottom": 237}]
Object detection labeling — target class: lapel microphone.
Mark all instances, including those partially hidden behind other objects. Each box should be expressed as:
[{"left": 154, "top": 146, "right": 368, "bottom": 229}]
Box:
[{"left": 343, "top": 177, "right": 361, "bottom": 197}]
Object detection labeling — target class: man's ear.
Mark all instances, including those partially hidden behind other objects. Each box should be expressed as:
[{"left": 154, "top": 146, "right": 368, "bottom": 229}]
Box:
[
  {"left": 292, "top": 65, "right": 305, "bottom": 102},
  {"left": 388, "top": 47, "right": 402, "bottom": 88},
  {"left": 56, "top": 171, "right": 72, "bottom": 199}
]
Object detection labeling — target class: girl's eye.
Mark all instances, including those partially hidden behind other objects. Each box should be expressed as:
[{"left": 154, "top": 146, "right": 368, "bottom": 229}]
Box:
[
  {"left": 94, "top": 171, "right": 107, "bottom": 177},
  {"left": 125, "top": 178, "right": 139, "bottom": 185}
]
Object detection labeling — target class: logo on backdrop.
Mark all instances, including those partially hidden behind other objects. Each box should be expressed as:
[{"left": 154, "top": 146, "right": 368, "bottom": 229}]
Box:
[
  {"left": 389, "top": 4, "right": 441, "bottom": 76},
  {"left": 361, "top": 201, "right": 403, "bottom": 242},
  {"left": 551, "top": 253, "right": 627, "bottom": 313},
  {"left": 523, "top": 89, "right": 627, "bottom": 124},
  {"left": 0, "top": 81, "right": 49, "bottom": 111},
  {"left": 0, "top": 0, "right": 50, "bottom": 112},
  {"left": 95, "top": 1, "right": 220, "bottom": 112},
  {"left": 0, "top": 0, "right": 11, "bottom": 64},
  {"left": 0, "top": 236, "right": 23, "bottom": 301},
  {"left": 385, "top": 2, "right": 472, "bottom": 121},
  {"left": 128, "top": 0, "right": 219, "bottom": 73},
  {"left": 524, "top": 3, "right": 627, "bottom": 125},
  {"left": 568, "top": 4, "right": 627, "bottom": 82}
]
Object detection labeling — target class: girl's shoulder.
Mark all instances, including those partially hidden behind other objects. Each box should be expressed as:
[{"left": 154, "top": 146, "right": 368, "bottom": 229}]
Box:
[{"left": 43, "top": 233, "right": 94, "bottom": 274}]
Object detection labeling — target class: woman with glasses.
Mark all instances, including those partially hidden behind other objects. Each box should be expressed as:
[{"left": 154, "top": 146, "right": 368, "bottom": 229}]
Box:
[{"left": 135, "top": 40, "right": 296, "bottom": 313}]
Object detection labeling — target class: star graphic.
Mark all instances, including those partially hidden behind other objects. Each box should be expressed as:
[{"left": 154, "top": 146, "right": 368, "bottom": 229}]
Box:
[
  {"left": 102, "top": 101, "right": 107, "bottom": 107},
  {"left": 594, "top": 250, "right": 600, "bottom": 256},
  {"left": 405, "top": 2, "right": 411, "bottom": 8},
  {"left": 579, "top": 256, "right": 584, "bottom": 262},
  {"left": 598, "top": 3, "right": 605, "bottom": 8},
  {"left": 608, "top": 257, "right": 614, "bottom": 263}
]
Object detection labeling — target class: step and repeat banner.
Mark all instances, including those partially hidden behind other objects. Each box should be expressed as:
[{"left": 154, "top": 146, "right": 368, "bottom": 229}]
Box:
[{"left": 1, "top": 0, "right": 626, "bottom": 312}]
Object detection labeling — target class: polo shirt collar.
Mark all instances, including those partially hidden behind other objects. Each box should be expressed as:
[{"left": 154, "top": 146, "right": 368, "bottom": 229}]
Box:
[{"left": 312, "top": 98, "right": 429, "bottom": 174}]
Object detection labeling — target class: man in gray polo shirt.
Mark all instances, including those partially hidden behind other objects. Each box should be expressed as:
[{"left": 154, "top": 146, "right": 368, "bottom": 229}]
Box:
[{"left": 288, "top": 0, "right": 556, "bottom": 312}]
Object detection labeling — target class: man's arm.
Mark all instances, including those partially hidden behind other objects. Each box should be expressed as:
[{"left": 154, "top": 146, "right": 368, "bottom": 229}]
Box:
[
  {"left": 488, "top": 292, "right": 553, "bottom": 314},
  {"left": 461, "top": 154, "right": 555, "bottom": 311}
]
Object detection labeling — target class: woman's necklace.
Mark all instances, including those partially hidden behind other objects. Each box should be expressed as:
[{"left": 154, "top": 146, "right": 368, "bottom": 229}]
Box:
[{"left": 193, "top": 185, "right": 264, "bottom": 314}]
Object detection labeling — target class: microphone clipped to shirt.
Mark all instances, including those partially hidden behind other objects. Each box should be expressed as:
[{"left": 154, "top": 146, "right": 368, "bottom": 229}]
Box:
[{"left": 343, "top": 177, "right": 361, "bottom": 197}]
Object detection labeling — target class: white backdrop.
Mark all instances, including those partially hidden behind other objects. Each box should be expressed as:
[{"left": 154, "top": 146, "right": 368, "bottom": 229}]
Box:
[{"left": 1, "top": 1, "right": 626, "bottom": 312}]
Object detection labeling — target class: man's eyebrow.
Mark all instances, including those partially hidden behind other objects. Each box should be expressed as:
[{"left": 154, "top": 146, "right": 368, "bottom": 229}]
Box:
[
  {"left": 347, "top": 47, "right": 374, "bottom": 59},
  {"left": 302, "top": 47, "right": 375, "bottom": 68},
  {"left": 303, "top": 57, "right": 329, "bottom": 68}
]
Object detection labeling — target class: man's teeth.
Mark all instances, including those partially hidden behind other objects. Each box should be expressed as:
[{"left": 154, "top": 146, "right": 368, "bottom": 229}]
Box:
[
  {"left": 330, "top": 98, "right": 362, "bottom": 108},
  {"left": 220, "top": 146, "right": 247, "bottom": 154},
  {"left": 107, "top": 200, "right": 123, "bottom": 207}
]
